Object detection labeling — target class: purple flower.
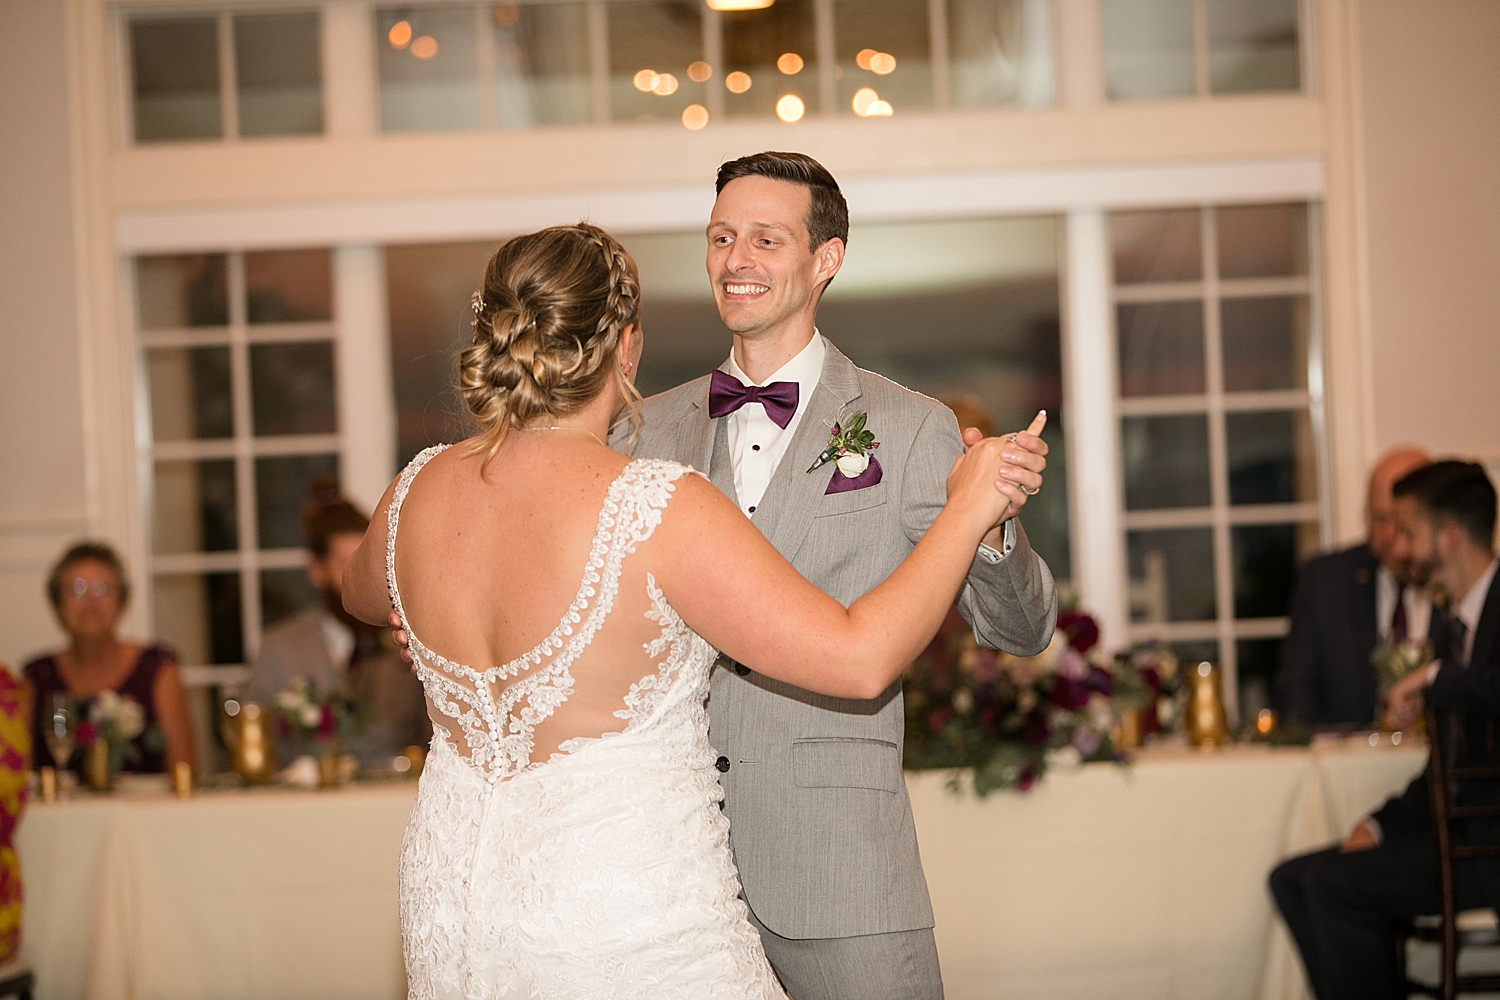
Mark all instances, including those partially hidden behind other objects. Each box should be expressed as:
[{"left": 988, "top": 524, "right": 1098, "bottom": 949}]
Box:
[
  {"left": 1071, "top": 727, "right": 1102, "bottom": 758},
  {"left": 1058, "top": 611, "right": 1100, "bottom": 653},
  {"left": 1056, "top": 647, "right": 1089, "bottom": 681}
]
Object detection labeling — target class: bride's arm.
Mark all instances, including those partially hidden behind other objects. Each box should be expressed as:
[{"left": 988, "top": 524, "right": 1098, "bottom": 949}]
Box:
[
  {"left": 342, "top": 478, "right": 401, "bottom": 625},
  {"left": 654, "top": 439, "right": 1016, "bottom": 700}
]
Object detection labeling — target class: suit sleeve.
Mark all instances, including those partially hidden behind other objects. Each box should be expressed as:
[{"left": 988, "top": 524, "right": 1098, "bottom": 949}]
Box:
[
  {"left": 900, "top": 407, "right": 1057, "bottom": 656},
  {"left": 1277, "top": 564, "right": 1324, "bottom": 725}
]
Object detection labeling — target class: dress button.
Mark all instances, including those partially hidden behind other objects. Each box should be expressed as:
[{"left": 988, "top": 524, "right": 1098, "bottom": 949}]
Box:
[
  {"left": 734, "top": 663, "right": 751, "bottom": 676},
  {"left": 715, "top": 756, "right": 731, "bottom": 773}
]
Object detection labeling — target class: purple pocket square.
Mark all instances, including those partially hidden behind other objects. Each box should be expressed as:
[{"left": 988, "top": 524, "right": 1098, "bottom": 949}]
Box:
[{"left": 825, "top": 457, "right": 883, "bottom": 495}]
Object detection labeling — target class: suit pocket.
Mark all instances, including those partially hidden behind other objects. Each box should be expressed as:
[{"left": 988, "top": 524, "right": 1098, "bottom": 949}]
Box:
[
  {"left": 792, "top": 737, "right": 901, "bottom": 793},
  {"left": 813, "top": 481, "right": 889, "bottom": 518}
]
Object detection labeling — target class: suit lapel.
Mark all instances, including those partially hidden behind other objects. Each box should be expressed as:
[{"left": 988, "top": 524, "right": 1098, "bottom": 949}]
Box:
[
  {"left": 755, "top": 344, "right": 862, "bottom": 558},
  {"left": 708, "top": 416, "right": 739, "bottom": 507},
  {"left": 1469, "top": 568, "right": 1500, "bottom": 672},
  {"left": 1352, "top": 546, "right": 1378, "bottom": 648}
]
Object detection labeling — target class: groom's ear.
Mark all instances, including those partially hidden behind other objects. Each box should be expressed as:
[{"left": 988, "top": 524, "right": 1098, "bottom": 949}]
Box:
[{"left": 813, "top": 237, "right": 845, "bottom": 296}]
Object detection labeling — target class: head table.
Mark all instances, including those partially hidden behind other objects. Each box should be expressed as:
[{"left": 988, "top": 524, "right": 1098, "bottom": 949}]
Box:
[{"left": 17, "top": 737, "right": 1424, "bottom": 1000}]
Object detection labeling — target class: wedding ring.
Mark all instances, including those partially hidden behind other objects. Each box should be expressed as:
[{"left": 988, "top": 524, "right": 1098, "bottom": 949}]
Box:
[{"left": 1019, "top": 483, "right": 1037, "bottom": 496}]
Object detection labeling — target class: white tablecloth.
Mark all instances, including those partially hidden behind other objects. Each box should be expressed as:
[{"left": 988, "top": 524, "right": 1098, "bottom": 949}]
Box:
[{"left": 16, "top": 739, "right": 1427, "bottom": 1000}]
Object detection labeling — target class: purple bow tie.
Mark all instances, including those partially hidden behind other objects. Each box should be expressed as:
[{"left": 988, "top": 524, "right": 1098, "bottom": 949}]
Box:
[{"left": 708, "top": 370, "right": 800, "bottom": 429}]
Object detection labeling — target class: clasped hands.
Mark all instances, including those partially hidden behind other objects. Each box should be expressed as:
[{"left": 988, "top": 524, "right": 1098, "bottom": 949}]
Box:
[{"left": 953, "top": 411, "right": 1048, "bottom": 548}]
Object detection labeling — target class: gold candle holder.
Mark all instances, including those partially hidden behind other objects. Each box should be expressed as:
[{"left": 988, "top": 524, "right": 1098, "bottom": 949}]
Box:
[
  {"left": 39, "top": 766, "right": 57, "bottom": 804},
  {"left": 84, "top": 738, "right": 114, "bottom": 792},
  {"left": 1184, "top": 661, "right": 1229, "bottom": 750},
  {"left": 172, "top": 761, "right": 194, "bottom": 798}
]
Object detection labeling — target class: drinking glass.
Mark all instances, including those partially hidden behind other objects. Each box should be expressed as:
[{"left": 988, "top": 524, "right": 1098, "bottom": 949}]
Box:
[{"left": 45, "top": 693, "right": 77, "bottom": 769}]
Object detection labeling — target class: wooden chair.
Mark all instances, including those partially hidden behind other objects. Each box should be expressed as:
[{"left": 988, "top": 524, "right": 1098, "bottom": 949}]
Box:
[{"left": 1403, "top": 708, "right": 1500, "bottom": 998}]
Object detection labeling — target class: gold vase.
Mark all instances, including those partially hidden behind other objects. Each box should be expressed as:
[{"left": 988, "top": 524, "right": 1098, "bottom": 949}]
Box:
[
  {"left": 224, "top": 701, "right": 278, "bottom": 784},
  {"left": 1114, "top": 707, "right": 1144, "bottom": 751},
  {"left": 1184, "top": 661, "right": 1229, "bottom": 749},
  {"left": 318, "top": 739, "right": 342, "bottom": 789},
  {"left": 84, "top": 738, "right": 113, "bottom": 792}
]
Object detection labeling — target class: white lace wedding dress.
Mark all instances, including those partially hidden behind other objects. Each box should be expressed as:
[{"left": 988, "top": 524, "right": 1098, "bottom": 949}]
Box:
[{"left": 389, "top": 446, "right": 786, "bottom": 1000}]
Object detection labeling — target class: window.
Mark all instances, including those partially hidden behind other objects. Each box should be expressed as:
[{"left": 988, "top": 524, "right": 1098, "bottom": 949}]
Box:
[
  {"left": 1100, "top": 0, "right": 1300, "bottom": 101},
  {"left": 383, "top": 215, "right": 1070, "bottom": 581},
  {"left": 372, "top": 0, "right": 1054, "bottom": 133},
  {"left": 1110, "top": 203, "right": 1322, "bottom": 720},
  {"left": 139, "top": 250, "right": 338, "bottom": 668},
  {"left": 128, "top": 11, "right": 323, "bottom": 143}
]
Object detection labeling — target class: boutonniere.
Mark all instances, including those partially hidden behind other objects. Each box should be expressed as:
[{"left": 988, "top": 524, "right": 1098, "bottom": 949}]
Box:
[{"left": 807, "top": 410, "right": 880, "bottom": 476}]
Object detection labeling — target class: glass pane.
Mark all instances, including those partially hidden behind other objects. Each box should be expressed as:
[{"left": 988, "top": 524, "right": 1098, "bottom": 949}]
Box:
[
  {"left": 136, "top": 254, "right": 229, "bottom": 329},
  {"left": 493, "top": 3, "right": 593, "bottom": 128},
  {"left": 1216, "top": 203, "right": 1308, "bottom": 278},
  {"left": 377, "top": 6, "right": 481, "bottom": 132},
  {"left": 250, "top": 342, "right": 338, "bottom": 436},
  {"left": 1226, "top": 409, "right": 1316, "bottom": 505},
  {"left": 836, "top": 0, "right": 932, "bottom": 116},
  {"left": 1127, "top": 527, "right": 1216, "bottom": 622},
  {"left": 147, "top": 346, "right": 233, "bottom": 442},
  {"left": 235, "top": 12, "right": 323, "bottom": 137},
  {"left": 245, "top": 249, "right": 333, "bottom": 323},
  {"left": 1221, "top": 295, "right": 1308, "bottom": 392},
  {"left": 1207, "top": 0, "right": 1299, "bottom": 95},
  {"left": 607, "top": 1, "right": 705, "bottom": 125},
  {"left": 256, "top": 454, "right": 340, "bottom": 549},
  {"left": 1171, "top": 640, "right": 1220, "bottom": 668},
  {"left": 131, "top": 18, "right": 222, "bottom": 142},
  {"left": 1236, "top": 636, "right": 1283, "bottom": 722},
  {"left": 1122, "top": 414, "right": 1211, "bottom": 510},
  {"left": 1101, "top": 0, "right": 1195, "bottom": 101},
  {"left": 1117, "top": 301, "right": 1205, "bottom": 396},
  {"left": 153, "top": 460, "right": 238, "bottom": 554},
  {"left": 1232, "top": 523, "right": 1312, "bottom": 618},
  {"left": 153, "top": 572, "right": 243, "bottom": 665},
  {"left": 723, "top": 0, "right": 819, "bottom": 121},
  {"left": 261, "top": 568, "right": 318, "bottom": 629},
  {"left": 948, "top": 0, "right": 1054, "bottom": 109},
  {"left": 1110, "top": 209, "right": 1201, "bottom": 284}
]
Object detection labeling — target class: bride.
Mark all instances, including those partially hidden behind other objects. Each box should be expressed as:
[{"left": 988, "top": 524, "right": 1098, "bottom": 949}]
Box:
[{"left": 342, "top": 223, "right": 1019, "bottom": 999}]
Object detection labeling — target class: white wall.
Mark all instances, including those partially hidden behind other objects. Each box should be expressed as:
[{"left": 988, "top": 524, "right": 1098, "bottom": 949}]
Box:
[
  {"left": 1359, "top": 0, "right": 1500, "bottom": 465},
  {"left": 0, "top": 1, "right": 91, "bottom": 667}
]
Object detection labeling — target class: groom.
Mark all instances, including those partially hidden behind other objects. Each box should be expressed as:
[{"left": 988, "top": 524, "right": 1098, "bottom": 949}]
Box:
[{"left": 623, "top": 151, "right": 1057, "bottom": 999}]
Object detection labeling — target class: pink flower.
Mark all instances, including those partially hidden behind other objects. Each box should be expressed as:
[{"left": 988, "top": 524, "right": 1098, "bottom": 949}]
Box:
[{"left": 1055, "top": 647, "right": 1089, "bottom": 681}]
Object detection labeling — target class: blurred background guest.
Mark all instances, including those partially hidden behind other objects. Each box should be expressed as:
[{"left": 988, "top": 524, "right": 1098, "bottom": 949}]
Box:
[
  {"left": 1277, "top": 447, "right": 1433, "bottom": 727},
  {"left": 0, "top": 664, "right": 26, "bottom": 963},
  {"left": 24, "top": 542, "right": 194, "bottom": 774},
  {"left": 246, "top": 480, "right": 429, "bottom": 769},
  {"left": 1269, "top": 460, "right": 1500, "bottom": 1000}
]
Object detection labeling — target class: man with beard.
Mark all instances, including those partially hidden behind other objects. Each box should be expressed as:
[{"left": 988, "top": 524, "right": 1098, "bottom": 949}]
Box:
[
  {"left": 248, "top": 479, "right": 430, "bottom": 769},
  {"left": 1270, "top": 460, "right": 1500, "bottom": 1000}
]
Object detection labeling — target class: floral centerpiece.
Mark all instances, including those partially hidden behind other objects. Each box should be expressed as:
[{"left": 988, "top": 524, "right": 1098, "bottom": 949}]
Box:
[
  {"left": 75, "top": 691, "right": 163, "bottom": 789},
  {"left": 271, "top": 677, "right": 370, "bottom": 746},
  {"left": 1372, "top": 639, "right": 1434, "bottom": 700}
]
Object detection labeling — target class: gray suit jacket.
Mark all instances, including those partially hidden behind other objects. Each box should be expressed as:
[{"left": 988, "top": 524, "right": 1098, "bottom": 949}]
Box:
[{"left": 621, "top": 340, "right": 1057, "bottom": 939}]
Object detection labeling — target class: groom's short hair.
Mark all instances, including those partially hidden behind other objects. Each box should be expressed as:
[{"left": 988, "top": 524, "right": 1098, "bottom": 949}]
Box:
[{"left": 716, "top": 151, "right": 849, "bottom": 251}]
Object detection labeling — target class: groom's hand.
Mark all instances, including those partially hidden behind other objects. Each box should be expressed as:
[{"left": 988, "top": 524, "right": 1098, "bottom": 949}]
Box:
[
  {"left": 961, "top": 410, "right": 1047, "bottom": 542},
  {"left": 390, "top": 611, "right": 417, "bottom": 673}
]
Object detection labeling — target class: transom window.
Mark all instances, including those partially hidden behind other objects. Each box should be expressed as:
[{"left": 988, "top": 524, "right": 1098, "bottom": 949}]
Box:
[{"left": 1100, "top": 0, "right": 1301, "bottom": 100}]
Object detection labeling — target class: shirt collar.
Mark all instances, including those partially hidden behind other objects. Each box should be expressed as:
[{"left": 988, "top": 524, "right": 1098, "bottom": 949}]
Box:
[
  {"left": 723, "top": 331, "right": 825, "bottom": 396},
  {"left": 1456, "top": 558, "right": 1500, "bottom": 635}
]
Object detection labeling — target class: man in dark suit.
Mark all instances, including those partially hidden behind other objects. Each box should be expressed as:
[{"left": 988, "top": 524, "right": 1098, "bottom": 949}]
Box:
[
  {"left": 1279, "top": 448, "right": 1431, "bottom": 726},
  {"left": 1269, "top": 460, "right": 1500, "bottom": 1000}
]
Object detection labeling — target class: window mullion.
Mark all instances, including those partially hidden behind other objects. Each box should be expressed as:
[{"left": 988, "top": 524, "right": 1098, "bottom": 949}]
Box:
[
  {"left": 702, "top": 6, "right": 724, "bottom": 121},
  {"left": 475, "top": 4, "right": 496, "bottom": 129},
  {"left": 815, "top": 0, "right": 837, "bottom": 117},
  {"left": 589, "top": 2, "right": 610, "bottom": 125},
  {"left": 927, "top": 0, "right": 949, "bottom": 110},
  {"left": 219, "top": 11, "right": 240, "bottom": 141},
  {"left": 228, "top": 252, "right": 260, "bottom": 662},
  {"left": 1191, "top": 0, "right": 1210, "bottom": 98},
  {"left": 1201, "top": 206, "right": 1238, "bottom": 722}
]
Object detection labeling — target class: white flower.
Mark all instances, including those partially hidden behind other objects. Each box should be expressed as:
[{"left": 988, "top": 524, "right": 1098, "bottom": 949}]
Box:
[
  {"left": 299, "top": 704, "right": 323, "bottom": 728},
  {"left": 952, "top": 688, "right": 974, "bottom": 713},
  {"left": 283, "top": 755, "right": 320, "bottom": 789},
  {"left": 1047, "top": 745, "right": 1082, "bottom": 769},
  {"left": 115, "top": 697, "right": 146, "bottom": 740},
  {"left": 276, "top": 690, "right": 302, "bottom": 711},
  {"left": 836, "top": 452, "right": 870, "bottom": 478}
]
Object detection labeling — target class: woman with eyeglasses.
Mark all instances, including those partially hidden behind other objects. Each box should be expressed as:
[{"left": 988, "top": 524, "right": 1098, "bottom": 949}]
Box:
[{"left": 23, "top": 541, "right": 195, "bottom": 775}]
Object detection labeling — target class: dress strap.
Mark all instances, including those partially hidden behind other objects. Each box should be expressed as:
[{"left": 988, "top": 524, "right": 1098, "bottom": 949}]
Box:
[{"left": 385, "top": 444, "right": 450, "bottom": 631}]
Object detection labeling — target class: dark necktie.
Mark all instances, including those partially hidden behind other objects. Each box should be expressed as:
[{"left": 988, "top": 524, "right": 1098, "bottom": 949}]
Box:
[
  {"left": 708, "top": 370, "right": 799, "bottom": 429},
  {"left": 1392, "top": 583, "right": 1409, "bottom": 642},
  {"left": 1450, "top": 616, "right": 1471, "bottom": 670}
]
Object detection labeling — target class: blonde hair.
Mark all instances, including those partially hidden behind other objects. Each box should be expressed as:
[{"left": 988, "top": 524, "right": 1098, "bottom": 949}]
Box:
[{"left": 458, "top": 223, "right": 642, "bottom": 472}]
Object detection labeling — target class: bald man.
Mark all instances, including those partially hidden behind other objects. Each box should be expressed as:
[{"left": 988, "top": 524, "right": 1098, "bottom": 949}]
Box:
[{"left": 1277, "top": 448, "right": 1433, "bottom": 726}]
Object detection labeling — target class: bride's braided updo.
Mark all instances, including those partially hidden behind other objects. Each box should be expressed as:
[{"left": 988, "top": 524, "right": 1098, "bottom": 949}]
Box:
[{"left": 459, "top": 223, "right": 642, "bottom": 468}]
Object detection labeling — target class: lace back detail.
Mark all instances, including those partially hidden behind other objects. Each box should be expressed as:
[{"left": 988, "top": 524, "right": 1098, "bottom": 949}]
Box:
[{"left": 386, "top": 449, "right": 693, "bottom": 784}]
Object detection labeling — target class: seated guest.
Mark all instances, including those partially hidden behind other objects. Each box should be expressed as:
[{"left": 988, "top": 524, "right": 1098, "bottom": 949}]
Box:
[
  {"left": 1278, "top": 447, "right": 1434, "bottom": 726},
  {"left": 24, "top": 542, "right": 195, "bottom": 773},
  {"left": 246, "top": 480, "right": 429, "bottom": 769},
  {"left": 1269, "top": 460, "right": 1500, "bottom": 1000}
]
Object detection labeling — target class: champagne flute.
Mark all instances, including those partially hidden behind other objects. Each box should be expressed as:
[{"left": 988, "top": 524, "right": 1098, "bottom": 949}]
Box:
[{"left": 45, "top": 692, "right": 77, "bottom": 770}]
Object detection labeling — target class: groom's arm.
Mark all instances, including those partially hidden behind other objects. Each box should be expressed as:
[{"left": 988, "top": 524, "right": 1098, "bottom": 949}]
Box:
[{"left": 901, "top": 408, "right": 1057, "bottom": 656}]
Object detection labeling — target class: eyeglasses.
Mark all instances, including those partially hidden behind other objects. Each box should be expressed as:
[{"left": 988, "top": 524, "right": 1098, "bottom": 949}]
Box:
[{"left": 69, "top": 578, "right": 115, "bottom": 599}]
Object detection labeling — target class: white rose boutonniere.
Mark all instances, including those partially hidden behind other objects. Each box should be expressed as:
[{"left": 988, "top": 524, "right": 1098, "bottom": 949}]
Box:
[
  {"left": 836, "top": 452, "right": 870, "bottom": 478},
  {"left": 808, "top": 410, "right": 880, "bottom": 475}
]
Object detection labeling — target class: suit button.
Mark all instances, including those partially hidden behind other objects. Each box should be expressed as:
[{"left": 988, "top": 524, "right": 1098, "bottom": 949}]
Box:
[
  {"left": 715, "top": 756, "right": 731, "bottom": 773},
  {"left": 734, "top": 662, "right": 751, "bottom": 676}
]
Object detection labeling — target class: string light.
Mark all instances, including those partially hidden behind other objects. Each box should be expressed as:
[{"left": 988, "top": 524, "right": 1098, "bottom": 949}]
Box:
[
  {"left": 705, "top": 0, "right": 773, "bottom": 10},
  {"left": 687, "top": 61, "right": 713, "bottom": 82},
  {"left": 388, "top": 20, "right": 412, "bottom": 49},
  {"left": 411, "top": 35, "right": 438, "bottom": 59},
  {"left": 652, "top": 73, "right": 680, "bottom": 96},
  {"left": 682, "top": 104, "right": 710, "bottom": 130},
  {"left": 855, "top": 48, "right": 877, "bottom": 71},
  {"left": 492, "top": 4, "right": 521, "bottom": 27},
  {"left": 725, "top": 71, "right": 752, "bottom": 94},
  {"left": 633, "top": 69, "right": 660, "bottom": 92},
  {"left": 775, "top": 94, "right": 805, "bottom": 122},
  {"left": 776, "top": 52, "right": 804, "bottom": 75},
  {"left": 869, "top": 52, "right": 897, "bottom": 75}
]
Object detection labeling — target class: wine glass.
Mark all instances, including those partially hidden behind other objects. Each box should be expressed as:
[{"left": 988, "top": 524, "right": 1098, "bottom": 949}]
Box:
[{"left": 45, "top": 692, "right": 77, "bottom": 770}]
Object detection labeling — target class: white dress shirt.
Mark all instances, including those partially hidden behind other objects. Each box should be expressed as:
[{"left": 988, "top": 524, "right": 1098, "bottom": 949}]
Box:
[
  {"left": 722, "top": 333, "right": 826, "bottom": 516},
  {"left": 1375, "top": 566, "right": 1433, "bottom": 644}
]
